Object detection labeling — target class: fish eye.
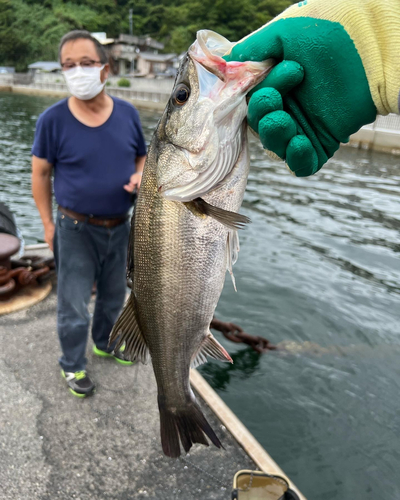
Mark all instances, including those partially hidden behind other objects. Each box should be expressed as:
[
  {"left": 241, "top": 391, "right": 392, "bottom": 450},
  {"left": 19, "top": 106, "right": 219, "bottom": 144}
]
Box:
[{"left": 173, "top": 85, "right": 190, "bottom": 106}]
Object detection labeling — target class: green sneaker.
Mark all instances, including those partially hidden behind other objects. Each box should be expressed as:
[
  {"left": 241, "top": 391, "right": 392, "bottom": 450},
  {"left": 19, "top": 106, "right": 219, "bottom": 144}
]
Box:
[
  {"left": 61, "top": 370, "right": 95, "bottom": 398},
  {"left": 93, "top": 344, "right": 135, "bottom": 366}
]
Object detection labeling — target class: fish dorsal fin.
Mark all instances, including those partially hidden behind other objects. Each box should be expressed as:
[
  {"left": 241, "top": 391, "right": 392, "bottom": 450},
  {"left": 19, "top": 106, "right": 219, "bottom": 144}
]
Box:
[
  {"left": 109, "top": 294, "right": 149, "bottom": 364},
  {"left": 226, "top": 230, "right": 240, "bottom": 291},
  {"left": 191, "top": 332, "right": 233, "bottom": 368},
  {"left": 185, "top": 197, "right": 250, "bottom": 230}
]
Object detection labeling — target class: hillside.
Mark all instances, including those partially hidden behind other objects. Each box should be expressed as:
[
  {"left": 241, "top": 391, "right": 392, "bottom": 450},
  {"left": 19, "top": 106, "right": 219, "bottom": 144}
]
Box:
[{"left": 0, "top": 0, "right": 291, "bottom": 71}]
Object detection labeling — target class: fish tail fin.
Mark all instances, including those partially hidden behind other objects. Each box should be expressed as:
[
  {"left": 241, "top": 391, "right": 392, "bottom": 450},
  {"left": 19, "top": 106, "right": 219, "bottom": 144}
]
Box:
[{"left": 158, "top": 396, "right": 223, "bottom": 458}]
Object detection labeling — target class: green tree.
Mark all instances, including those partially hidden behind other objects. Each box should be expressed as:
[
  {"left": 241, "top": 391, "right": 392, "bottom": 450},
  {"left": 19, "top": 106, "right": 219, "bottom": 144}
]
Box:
[{"left": 0, "top": 0, "right": 292, "bottom": 71}]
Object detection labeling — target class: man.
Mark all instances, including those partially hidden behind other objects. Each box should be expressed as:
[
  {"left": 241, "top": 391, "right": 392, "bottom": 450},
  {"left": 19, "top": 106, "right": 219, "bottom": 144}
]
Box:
[
  {"left": 32, "top": 31, "right": 147, "bottom": 398},
  {"left": 224, "top": 0, "right": 400, "bottom": 176}
]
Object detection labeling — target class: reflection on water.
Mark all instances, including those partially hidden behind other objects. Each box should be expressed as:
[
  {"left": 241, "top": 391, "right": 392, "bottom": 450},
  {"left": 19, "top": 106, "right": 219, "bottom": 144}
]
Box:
[
  {"left": 200, "top": 347, "right": 262, "bottom": 391},
  {"left": 1, "top": 93, "right": 400, "bottom": 500}
]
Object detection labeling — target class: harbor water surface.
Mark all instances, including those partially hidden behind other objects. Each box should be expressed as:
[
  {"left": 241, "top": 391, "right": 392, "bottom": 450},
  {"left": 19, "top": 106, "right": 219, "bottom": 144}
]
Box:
[{"left": 1, "top": 92, "right": 399, "bottom": 500}]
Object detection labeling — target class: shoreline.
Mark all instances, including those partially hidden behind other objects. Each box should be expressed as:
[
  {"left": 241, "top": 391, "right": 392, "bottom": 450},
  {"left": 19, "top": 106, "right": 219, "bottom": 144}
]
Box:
[
  {"left": 2, "top": 84, "right": 400, "bottom": 154},
  {"left": 0, "top": 84, "right": 167, "bottom": 111}
]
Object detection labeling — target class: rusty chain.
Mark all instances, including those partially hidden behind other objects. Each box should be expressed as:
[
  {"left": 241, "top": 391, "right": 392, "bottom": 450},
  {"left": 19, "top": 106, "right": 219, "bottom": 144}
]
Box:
[
  {"left": 210, "top": 318, "right": 277, "bottom": 353},
  {"left": 0, "top": 255, "right": 55, "bottom": 298}
]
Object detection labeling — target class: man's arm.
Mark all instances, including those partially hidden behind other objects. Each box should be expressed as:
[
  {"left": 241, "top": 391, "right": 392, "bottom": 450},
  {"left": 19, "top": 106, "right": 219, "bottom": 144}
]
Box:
[
  {"left": 135, "top": 155, "right": 146, "bottom": 175},
  {"left": 32, "top": 155, "right": 55, "bottom": 251},
  {"left": 123, "top": 155, "right": 146, "bottom": 193}
]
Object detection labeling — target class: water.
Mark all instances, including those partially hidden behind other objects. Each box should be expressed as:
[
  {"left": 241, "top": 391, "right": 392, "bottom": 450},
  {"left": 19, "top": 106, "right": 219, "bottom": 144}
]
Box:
[{"left": 1, "top": 92, "right": 400, "bottom": 499}]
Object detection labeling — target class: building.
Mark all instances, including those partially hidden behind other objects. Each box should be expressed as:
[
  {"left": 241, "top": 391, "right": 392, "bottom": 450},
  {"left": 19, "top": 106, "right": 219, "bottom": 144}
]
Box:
[
  {"left": 92, "top": 32, "right": 175, "bottom": 77},
  {"left": 136, "top": 52, "right": 176, "bottom": 77}
]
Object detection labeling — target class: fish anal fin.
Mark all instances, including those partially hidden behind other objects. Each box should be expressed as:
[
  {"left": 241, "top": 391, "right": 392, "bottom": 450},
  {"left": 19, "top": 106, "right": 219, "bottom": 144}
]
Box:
[
  {"left": 186, "top": 197, "right": 250, "bottom": 230},
  {"left": 191, "top": 332, "right": 233, "bottom": 368},
  {"left": 108, "top": 294, "right": 149, "bottom": 364}
]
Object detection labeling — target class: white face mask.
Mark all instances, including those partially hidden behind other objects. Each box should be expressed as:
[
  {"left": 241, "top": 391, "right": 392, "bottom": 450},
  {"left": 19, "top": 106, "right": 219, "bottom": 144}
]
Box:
[{"left": 63, "top": 65, "right": 106, "bottom": 100}]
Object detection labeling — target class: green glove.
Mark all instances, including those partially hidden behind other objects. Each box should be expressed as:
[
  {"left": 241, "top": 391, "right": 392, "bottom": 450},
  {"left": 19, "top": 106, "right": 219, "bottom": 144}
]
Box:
[{"left": 224, "top": 8, "right": 377, "bottom": 176}]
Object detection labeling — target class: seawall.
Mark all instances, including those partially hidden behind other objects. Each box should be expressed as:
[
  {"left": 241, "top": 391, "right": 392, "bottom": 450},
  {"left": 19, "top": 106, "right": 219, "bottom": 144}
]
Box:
[{"left": 0, "top": 83, "right": 167, "bottom": 112}]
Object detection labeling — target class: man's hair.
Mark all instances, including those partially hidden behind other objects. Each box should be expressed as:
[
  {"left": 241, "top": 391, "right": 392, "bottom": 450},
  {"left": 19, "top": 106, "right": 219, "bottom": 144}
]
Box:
[{"left": 59, "top": 30, "right": 108, "bottom": 64}]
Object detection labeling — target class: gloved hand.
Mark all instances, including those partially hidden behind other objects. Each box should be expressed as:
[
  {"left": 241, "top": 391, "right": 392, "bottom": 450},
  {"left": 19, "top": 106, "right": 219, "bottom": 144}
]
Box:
[{"left": 224, "top": 0, "right": 400, "bottom": 176}]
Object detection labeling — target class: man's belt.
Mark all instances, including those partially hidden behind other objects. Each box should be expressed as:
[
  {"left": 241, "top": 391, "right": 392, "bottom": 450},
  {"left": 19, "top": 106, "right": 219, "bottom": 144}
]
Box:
[{"left": 58, "top": 206, "right": 127, "bottom": 228}]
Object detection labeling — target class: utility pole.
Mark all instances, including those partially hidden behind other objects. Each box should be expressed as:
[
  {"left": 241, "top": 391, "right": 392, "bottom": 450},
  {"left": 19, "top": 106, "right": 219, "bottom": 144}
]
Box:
[{"left": 129, "top": 8, "right": 133, "bottom": 36}]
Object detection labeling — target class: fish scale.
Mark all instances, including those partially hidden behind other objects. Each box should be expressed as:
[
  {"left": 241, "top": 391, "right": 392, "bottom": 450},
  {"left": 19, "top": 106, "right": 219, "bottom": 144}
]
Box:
[{"left": 109, "top": 30, "right": 272, "bottom": 457}]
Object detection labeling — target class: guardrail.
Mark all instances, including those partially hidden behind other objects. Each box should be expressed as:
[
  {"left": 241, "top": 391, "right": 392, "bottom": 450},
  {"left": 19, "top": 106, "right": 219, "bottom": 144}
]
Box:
[
  {"left": 110, "top": 86, "right": 170, "bottom": 103},
  {"left": 363, "top": 114, "right": 400, "bottom": 132},
  {"left": 349, "top": 114, "right": 400, "bottom": 153}
]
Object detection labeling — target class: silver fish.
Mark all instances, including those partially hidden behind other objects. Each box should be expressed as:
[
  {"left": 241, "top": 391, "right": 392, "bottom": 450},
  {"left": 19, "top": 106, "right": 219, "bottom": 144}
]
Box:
[{"left": 110, "top": 30, "right": 272, "bottom": 458}]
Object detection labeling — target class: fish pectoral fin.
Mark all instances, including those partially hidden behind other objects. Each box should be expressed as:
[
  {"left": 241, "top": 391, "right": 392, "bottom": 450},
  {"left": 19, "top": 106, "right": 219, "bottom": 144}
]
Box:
[
  {"left": 108, "top": 294, "right": 149, "bottom": 364},
  {"left": 226, "top": 230, "right": 240, "bottom": 292},
  {"left": 191, "top": 332, "right": 233, "bottom": 368},
  {"left": 185, "top": 198, "right": 250, "bottom": 230}
]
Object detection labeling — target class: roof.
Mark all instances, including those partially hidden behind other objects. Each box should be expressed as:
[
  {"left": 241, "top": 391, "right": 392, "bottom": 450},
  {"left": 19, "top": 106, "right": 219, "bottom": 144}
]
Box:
[
  {"left": 91, "top": 32, "right": 115, "bottom": 45},
  {"left": 99, "top": 38, "right": 115, "bottom": 45},
  {"left": 118, "top": 34, "right": 164, "bottom": 50},
  {"left": 138, "top": 52, "right": 176, "bottom": 62},
  {"left": 28, "top": 61, "right": 61, "bottom": 72}
]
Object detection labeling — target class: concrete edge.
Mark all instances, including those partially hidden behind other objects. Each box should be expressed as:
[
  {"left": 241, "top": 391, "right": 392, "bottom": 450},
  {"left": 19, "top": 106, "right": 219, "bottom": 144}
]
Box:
[
  {"left": 190, "top": 368, "right": 307, "bottom": 500},
  {"left": 25, "top": 243, "right": 51, "bottom": 251}
]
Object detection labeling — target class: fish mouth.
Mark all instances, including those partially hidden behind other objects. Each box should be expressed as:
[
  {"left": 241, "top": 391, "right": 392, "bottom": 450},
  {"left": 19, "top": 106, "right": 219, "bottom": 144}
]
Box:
[{"left": 189, "top": 30, "right": 274, "bottom": 94}]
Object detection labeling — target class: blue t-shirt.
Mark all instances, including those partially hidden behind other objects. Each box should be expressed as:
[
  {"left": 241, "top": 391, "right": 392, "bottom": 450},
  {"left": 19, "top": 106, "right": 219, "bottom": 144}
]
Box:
[{"left": 31, "top": 96, "right": 147, "bottom": 216}]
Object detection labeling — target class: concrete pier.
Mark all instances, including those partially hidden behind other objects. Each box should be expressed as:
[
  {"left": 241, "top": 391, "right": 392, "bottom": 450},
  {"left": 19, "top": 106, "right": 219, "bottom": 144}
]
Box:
[
  {"left": 0, "top": 237, "right": 307, "bottom": 500},
  {"left": 0, "top": 288, "right": 258, "bottom": 499}
]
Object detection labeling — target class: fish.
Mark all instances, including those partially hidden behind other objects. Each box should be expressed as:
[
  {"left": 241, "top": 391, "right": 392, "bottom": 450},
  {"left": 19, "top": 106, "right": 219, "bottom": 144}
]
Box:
[{"left": 109, "top": 30, "right": 273, "bottom": 458}]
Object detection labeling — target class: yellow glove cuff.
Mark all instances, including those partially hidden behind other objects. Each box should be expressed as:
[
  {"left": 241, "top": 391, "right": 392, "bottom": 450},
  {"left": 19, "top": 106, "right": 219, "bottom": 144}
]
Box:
[{"left": 270, "top": 0, "right": 400, "bottom": 115}]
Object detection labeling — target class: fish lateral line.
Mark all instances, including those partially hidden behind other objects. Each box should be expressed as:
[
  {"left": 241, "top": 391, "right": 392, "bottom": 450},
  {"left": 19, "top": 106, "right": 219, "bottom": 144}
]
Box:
[{"left": 184, "top": 197, "right": 251, "bottom": 230}]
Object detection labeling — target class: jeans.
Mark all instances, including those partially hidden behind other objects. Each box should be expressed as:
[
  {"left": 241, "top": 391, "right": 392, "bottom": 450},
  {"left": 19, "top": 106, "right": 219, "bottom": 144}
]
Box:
[{"left": 53, "top": 211, "right": 130, "bottom": 372}]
